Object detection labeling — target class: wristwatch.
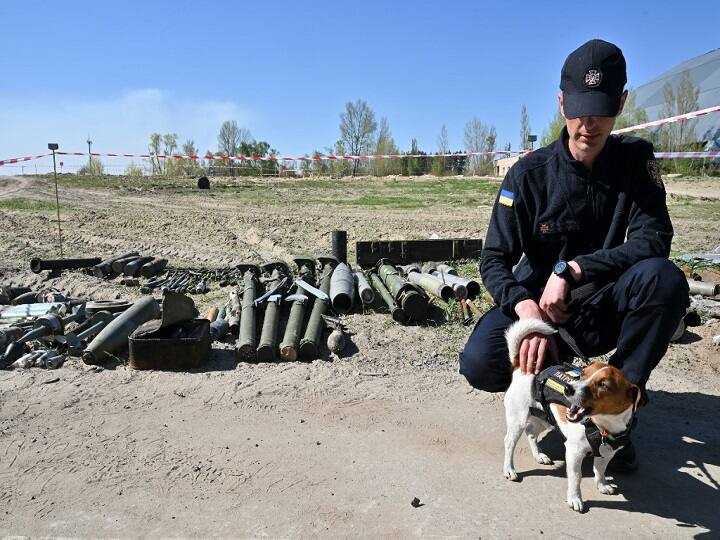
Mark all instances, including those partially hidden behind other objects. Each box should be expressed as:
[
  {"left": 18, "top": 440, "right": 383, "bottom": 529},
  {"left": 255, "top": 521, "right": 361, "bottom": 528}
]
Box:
[{"left": 553, "top": 260, "right": 575, "bottom": 282}]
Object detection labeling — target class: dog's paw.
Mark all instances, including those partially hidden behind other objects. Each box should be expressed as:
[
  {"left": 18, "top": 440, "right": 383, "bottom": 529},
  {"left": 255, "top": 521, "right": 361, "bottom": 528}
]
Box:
[
  {"left": 596, "top": 481, "right": 617, "bottom": 495},
  {"left": 567, "top": 496, "right": 585, "bottom": 513},
  {"left": 535, "top": 452, "right": 553, "bottom": 465},
  {"left": 503, "top": 467, "right": 519, "bottom": 482}
]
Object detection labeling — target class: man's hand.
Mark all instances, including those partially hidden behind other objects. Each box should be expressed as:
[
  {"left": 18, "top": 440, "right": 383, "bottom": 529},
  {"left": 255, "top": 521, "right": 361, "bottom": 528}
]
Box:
[
  {"left": 539, "top": 273, "right": 571, "bottom": 324},
  {"left": 538, "top": 261, "right": 582, "bottom": 324},
  {"left": 514, "top": 299, "right": 559, "bottom": 374}
]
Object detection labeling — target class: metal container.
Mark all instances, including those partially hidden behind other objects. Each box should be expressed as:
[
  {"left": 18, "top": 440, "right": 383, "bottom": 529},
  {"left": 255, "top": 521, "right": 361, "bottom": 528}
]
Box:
[{"left": 129, "top": 318, "right": 210, "bottom": 370}]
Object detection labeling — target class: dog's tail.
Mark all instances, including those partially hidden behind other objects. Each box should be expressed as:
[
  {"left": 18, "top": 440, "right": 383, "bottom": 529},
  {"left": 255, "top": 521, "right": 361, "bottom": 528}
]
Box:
[{"left": 505, "top": 319, "right": 557, "bottom": 364}]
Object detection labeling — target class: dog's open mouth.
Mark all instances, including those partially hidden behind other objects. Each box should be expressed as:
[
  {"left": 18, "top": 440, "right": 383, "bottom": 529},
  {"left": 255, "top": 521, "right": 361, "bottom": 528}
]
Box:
[{"left": 567, "top": 404, "right": 591, "bottom": 423}]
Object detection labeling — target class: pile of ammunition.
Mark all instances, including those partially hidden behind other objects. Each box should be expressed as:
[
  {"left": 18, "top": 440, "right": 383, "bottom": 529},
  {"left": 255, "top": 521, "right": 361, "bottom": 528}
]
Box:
[{"left": 364, "top": 259, "right": 482, "bottom": 325}]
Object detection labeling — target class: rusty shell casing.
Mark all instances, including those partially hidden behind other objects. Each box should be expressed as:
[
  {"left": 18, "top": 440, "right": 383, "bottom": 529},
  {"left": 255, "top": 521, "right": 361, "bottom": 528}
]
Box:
[
  {"left": 123, "top": 256, "right": 154, "bottom": 277},
  {"left": 299, "top": 262, "right": 335, "bottom": 361},
  {"left": 465, "top": 299, "right": 482, "bottom": 320},
  {"left": 82, "top": 296, "right": 160, "bottom": 365},
  {"left": 354, "top": 272, "right": 375, "bottom": 305},
  {"left": 687, "top": 279, "right": 720, "bottom": 297},
  {"left": 236, "top": 273, "right": 258, "bottom": 361},
  {"left": 279, "top": 295, "right": 309, "bottom": 362},
  {"left": 140, "top": 257, "right": 168, "bottom": 278},
  {"left": 329, "top": 262, "right": 354, "bottom": 314},
  {"left": 204, "top": 306, "right": 219, "bottom": 322},
  {"left": 407, "top": 272, "right": 454, "bottom": 302},
  {"left": 111, "top": 255, "right": 143, "bottom": 274},
  {"left": 93, "top": 251, "right": 140, "bottom": 278},
  {"left": 431, "top": 271, "right": 480, "bottom": 299},
  {"left": 256, "top": 298, "right": 281, "bottom": 362},
  {"left": 369, "top": 273, "right": 407, "bottom": 324},
  {"left": 30, "top": 257, "right": 101, "bottom": 274}
]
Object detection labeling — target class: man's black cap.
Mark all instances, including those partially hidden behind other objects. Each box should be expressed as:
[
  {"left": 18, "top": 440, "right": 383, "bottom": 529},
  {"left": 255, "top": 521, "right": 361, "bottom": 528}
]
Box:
[{"left": 560, "top": 39, "right": 627, "bottom": 119}]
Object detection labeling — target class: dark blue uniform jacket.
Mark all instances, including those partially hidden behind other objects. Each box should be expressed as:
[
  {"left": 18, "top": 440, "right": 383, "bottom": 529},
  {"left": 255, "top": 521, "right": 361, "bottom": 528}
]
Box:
[{"left": 481, "top": 129, "right": 673, "bottom": 317}]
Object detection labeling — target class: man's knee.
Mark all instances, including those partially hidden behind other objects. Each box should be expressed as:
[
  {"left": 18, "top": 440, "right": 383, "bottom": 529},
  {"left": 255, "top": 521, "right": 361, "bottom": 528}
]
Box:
[
  {"left": 459, "top": 349, "right": 511, "bottom": 392},
  {"left": 458, "top": 308, "right": 513, "bottom": 392},
  {"left": 624, "top": 257, "right": 689, "bottom": 307}
]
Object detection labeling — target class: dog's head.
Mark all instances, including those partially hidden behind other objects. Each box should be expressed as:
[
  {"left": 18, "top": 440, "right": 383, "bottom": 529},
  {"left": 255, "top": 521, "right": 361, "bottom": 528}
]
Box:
[{"left": 565, "top": 363, "right": 641, "bottom": 423}]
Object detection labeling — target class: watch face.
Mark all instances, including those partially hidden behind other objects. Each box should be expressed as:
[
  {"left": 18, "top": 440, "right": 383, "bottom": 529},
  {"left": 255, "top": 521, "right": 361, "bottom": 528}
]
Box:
[{"left": 554, "top": 261, "right": 568, "bottom": 274}]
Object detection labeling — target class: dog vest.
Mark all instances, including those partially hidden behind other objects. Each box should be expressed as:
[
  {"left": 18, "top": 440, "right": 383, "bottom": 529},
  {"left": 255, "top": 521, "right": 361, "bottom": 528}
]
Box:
[{"left": 531, "top": 364, "right": 633, "bottom": 457}]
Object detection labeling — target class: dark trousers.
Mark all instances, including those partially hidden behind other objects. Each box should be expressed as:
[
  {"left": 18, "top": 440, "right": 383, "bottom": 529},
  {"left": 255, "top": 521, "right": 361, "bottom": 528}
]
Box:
[{"left": 459, "top": 258, "right": 689, "bottom": 392}]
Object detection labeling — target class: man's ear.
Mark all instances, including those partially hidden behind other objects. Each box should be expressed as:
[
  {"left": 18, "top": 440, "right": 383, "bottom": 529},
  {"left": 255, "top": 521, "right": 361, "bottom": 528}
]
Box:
[
  {"left": 617, "top": 90, "right": 629, "bottom": 116},
  {"left": 558, "top": 93, "right": 565, "bottom": 117}
]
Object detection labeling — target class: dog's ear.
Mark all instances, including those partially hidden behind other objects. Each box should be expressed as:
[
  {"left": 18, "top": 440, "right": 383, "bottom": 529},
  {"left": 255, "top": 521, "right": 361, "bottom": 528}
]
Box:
[{"left": 628, "top": 385, "right": 642, "bottom": 410}]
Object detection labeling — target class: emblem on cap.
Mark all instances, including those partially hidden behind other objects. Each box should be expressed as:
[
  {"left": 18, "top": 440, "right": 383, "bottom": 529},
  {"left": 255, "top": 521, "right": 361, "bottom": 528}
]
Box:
[{"left": 584, "top": 68, "right": 602, "bottom": 88}]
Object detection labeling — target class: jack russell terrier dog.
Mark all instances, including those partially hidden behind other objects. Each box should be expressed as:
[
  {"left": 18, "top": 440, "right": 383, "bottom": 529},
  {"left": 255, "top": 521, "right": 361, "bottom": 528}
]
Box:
[{"left": 502, "top": 319, "right": 641, "bottom": 513}]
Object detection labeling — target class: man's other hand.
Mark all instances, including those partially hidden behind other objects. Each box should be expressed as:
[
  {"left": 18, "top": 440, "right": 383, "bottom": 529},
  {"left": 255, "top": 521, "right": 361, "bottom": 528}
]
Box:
[
  {"left": 514, "top": 299, "right": 559, "bottom": 374},
  {"left": 539, "top": 273, "right": 571, "bottom": 324}
]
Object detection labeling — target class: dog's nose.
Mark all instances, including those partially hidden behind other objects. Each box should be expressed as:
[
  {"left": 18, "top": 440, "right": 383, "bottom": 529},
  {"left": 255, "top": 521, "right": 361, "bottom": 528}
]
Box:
[{"left": 563, "top": 386, "right": 575, "bottom": 397}]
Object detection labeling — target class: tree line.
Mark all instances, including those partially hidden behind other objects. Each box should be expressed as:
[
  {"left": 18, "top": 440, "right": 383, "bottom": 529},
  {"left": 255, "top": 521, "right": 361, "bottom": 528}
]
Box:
[{"left": 108, "top": 70, "right": 705, "bottom": 178}]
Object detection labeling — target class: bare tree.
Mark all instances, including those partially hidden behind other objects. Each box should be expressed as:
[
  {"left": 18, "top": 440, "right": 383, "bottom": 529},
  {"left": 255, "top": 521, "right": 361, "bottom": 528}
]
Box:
[
  {"left": 520, "top": 104, "right": 531, "bottom": 150},
  {"left": 148, "top": 133, "right": 163, "bottom": 174},
  {"left": 148, "top": 132, "right": 178, "bottom": 175},
  {"left": 217, "top": 120, "right": 253, "bottom": 175},
  {"left": 372, "top": 117, "right": 400, "bottom": 176},
  {"left": 464, "top": 117, "right": 492, "bottom": 175},
  {"left": 437, "top": 124, "right": 449, "bottom": 154},
  {"left": 676, "top": 71, "right": 700, "bottom": 150},
  {"left": 659, "top": 71, "right": 699, "bottom": 153},
  {"left": 339, "top": 99, "right": 377, "bottom": 175}
]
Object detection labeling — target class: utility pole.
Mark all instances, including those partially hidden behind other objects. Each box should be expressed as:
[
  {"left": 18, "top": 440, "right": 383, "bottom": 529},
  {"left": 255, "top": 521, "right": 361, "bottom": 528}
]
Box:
[
  {"left": 48, "top": 143, "right": 63, "bottom": 257},
  {"left": 87, "top": 136, "right": 92, "bottom": 163}
]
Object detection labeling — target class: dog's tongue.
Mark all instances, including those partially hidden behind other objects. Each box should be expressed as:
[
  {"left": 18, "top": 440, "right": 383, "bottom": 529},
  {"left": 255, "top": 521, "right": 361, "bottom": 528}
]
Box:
[{"left": 567, "top": 406, "right": 586, "bottom": 422}]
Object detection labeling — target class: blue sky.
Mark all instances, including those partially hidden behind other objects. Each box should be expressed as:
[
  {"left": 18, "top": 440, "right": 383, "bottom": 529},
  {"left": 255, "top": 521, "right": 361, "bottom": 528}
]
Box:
[{"left": 1, "top": 0, "right": 718, "bottom": 172}]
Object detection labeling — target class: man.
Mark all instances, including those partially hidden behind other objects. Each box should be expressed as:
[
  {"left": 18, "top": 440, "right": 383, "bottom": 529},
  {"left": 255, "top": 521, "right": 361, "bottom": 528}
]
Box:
[{"left": 459, "top": 39, "right": 689, "bottom": 470}]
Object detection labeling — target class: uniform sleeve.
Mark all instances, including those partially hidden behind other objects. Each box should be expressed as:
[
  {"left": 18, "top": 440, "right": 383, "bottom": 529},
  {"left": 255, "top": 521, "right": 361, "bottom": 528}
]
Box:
[
  {"left": 480, "top": 169, "right": 534, "bottom": 317},
  {"left": 573, "top": 142, "right": 673, "bottom": 282}
]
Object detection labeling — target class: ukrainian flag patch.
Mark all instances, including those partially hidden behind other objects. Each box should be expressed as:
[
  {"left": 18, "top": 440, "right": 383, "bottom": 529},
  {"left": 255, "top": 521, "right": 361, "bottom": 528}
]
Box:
[{"left": 498, "top": 189, "right": 514, "bottom": 207}]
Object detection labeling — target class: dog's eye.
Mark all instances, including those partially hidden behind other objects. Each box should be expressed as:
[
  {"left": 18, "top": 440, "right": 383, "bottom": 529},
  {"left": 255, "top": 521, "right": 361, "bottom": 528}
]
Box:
[{"left": 597, "top": 381, "right": 607, "bottom": 390}]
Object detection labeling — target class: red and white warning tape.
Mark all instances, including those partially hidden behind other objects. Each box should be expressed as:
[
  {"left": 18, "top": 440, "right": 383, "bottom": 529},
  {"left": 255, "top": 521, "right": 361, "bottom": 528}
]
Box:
[
  {"left": 655, "top": 151, "right": 720, "bottom": 159},
  {"left": 611, "top": 105, "right": 720, "bottom": 135},
  {"left": 0, "top": 154, "right": 48, "bottom": 167},
  {"left": 50, "top": 150, "right": 516, "bottom": 163},
  {"left": 2, "top": 105, "right": 719, "bottom": 167}
]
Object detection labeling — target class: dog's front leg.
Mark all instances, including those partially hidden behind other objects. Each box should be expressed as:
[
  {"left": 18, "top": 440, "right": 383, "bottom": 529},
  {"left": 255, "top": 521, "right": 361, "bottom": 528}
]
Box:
[
  {"left": 593, "top": 446, "right": 617, "bottom": 495},
  {"left": 565, "top": 440, "right": 586, "bottom": 512}
]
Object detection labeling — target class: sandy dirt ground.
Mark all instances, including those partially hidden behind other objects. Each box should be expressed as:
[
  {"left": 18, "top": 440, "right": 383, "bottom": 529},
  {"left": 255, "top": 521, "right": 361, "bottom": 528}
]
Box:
[{"left": 1, "top": 174, "right": 719, "bottom": 538}]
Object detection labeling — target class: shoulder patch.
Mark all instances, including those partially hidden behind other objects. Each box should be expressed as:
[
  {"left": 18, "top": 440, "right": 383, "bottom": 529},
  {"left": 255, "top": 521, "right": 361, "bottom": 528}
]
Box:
[
  {"left": 498, "top": 189, "right": 514, "bottom": 207},
  {"left": 646, "top": 159, "right": 664, "bottom": 189}
]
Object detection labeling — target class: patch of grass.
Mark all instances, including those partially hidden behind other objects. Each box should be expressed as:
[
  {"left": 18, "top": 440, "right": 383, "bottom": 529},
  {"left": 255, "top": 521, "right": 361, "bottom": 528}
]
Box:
[
  {"left": 668, "top": 195, "right": 720, "bottom": 220},
  {"left": 337, "top": 195, "right": 427, "bottom": 209},
  {"left": 0, "top": 197, "right": 57, "bottom": 211}
]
